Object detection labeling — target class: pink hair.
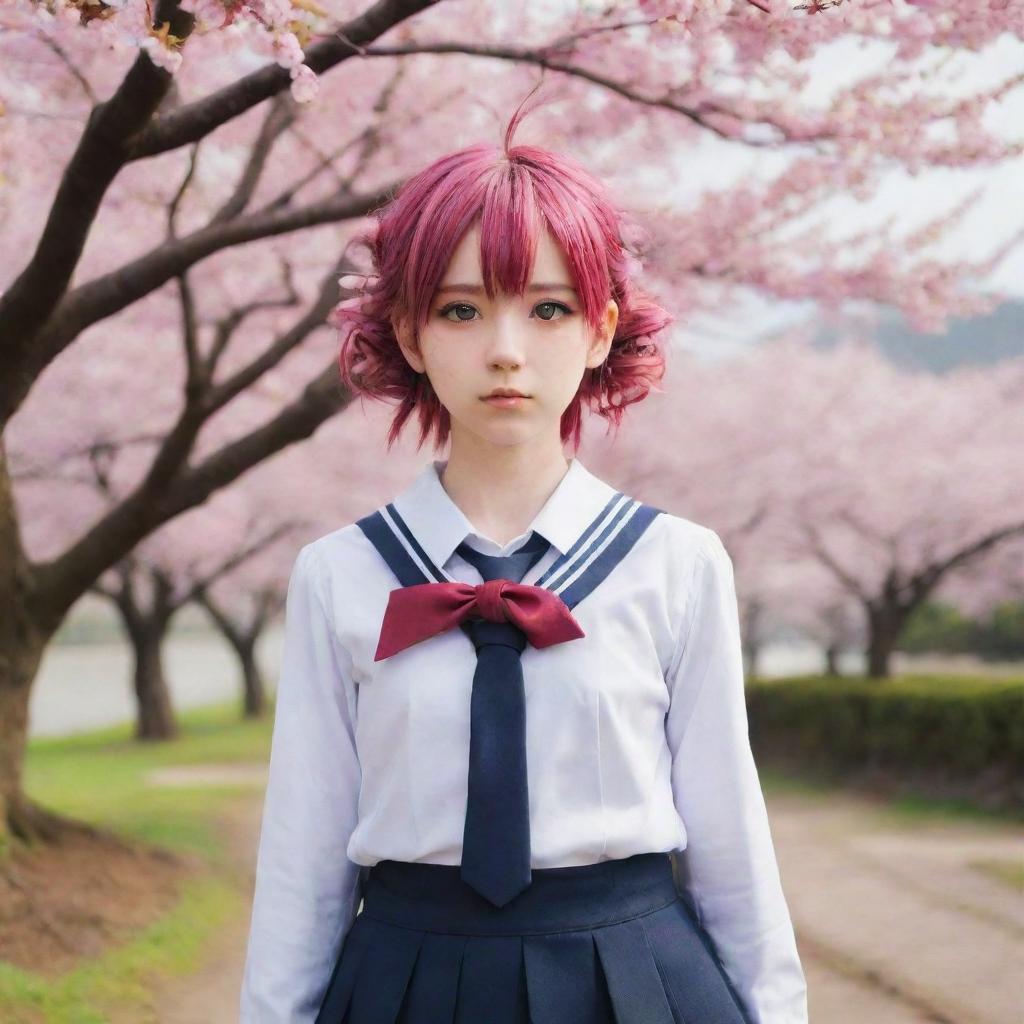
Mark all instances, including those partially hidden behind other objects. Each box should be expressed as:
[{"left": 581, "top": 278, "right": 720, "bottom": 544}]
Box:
[{"left": 332, "top": 100, "right": 673, "bottom": 453}]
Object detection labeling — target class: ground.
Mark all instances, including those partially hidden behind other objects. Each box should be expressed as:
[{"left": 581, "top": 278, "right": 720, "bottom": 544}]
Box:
[
  {"left": 5, "top": 766, "right": 1022, "bottom": 1023},
  {"left": 0, "top": 829, "right": 194, "bottom": 980}
]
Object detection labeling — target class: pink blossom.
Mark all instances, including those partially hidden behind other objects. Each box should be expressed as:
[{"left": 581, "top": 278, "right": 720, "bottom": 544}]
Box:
[
  {"left": 192, "top": 0, "right": 230, "bottom": 30},
  {"left": 140, "top": 36, "right": 183, "bottom": 73},
  {"left": 289, "top": 63, "right": 318, "bottom": 104},
  {"left": 273, "top": 31, "right": 303, "bottom": 69}
]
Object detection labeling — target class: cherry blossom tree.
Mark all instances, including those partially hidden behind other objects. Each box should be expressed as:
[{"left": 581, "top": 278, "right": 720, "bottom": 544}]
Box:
[
  {"left": 186, "top": 401, "right": 428, "bottom": 719},
  {"left": 592, "top": 335, "right": 1024, "bottom": 679},
  {"left": 765, "top": 340, "right": 1024, "bottom": 677},
  {"left": 14, "top": 435, "right": 302, "bottom": 737},
  {"left": 13, "top": 380, "right": 431, "bottom": 744},
  {"left": 196, "top": 572, "right": 286, "bottom": 718},
  {"left": 1, "top": 0, "right": 1022, "bottom": 846},
  {"left": 92, "top": 515, "right": 294, "bottom": 741}
]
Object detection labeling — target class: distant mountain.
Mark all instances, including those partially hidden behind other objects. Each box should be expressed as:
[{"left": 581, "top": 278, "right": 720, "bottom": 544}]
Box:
[{"left": 813, "top": 300, "right": 1024, "bottom": 374}]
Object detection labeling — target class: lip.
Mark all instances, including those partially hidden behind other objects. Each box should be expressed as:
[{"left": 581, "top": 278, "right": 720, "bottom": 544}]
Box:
[
  {"left": 482, "top": 394, "right": 530, "bottom": 409},
  {"left": 484, "top": 388, "right": 529, "bottom": 398}
]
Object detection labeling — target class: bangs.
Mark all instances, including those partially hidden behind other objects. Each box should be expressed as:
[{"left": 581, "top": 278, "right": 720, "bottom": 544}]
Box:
[{"left": 398, "top": 144, "right": 614, "bottom": 335}]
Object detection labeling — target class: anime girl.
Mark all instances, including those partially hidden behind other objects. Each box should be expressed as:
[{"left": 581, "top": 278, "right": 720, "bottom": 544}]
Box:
[{"left": 240, "top": 96, "right": 808, "bottom": 1024}]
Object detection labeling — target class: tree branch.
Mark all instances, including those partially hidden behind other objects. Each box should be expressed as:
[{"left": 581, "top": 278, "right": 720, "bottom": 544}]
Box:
[
  {"left": 30, "top": 362, "right": 350, "bottom": 627},
  {"left": 1, "top": 184, "right": 393, "bottom": 427},
  {"left": 177, "top": 522, "right": 295, "bottom": 606},
  {"left": 130, "top": 0, "right": 441, "bottom": 159},
  {"left": 0, "top": 0, "right": 193, "bottom": 387},
  {"left": 800, "top": 517, "right": 870, "bottom": 603},
  {"left": 904, "top": 520, "right": 1024, "bottom": 604},
  {"left": 212, "top": 94, "right": 298, "bottom": 225},
  {"left": 342, "top": 41, "right": 780, "bottom": 143},
  {"left": 158, "top": 362, "right": 348, "bottom": 523},
  {"left": 0, "top": 0, "right": 431, "bottom": 430}
]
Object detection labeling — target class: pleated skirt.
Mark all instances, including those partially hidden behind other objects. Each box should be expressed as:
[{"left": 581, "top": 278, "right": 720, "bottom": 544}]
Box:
[{"left": 314, "top": 851, "right": 753, "bottom": 1024}]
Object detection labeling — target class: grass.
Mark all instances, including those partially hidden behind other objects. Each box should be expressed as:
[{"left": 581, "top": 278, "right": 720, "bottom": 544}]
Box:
[
  {"left": 760, "top": 767, "right": 1023, "bottom": 830},
  {"left": 761, "top": 768, "right": 1024, "bottom": 898},
  {"left": 1, "top": 699, "right": 275, "bottom": 1024},
  {"left": 0, "top": 876, "right": 237, "bottom": 1024},
  {"left": 972, "top": 857, "right": 1024, "bottom": 892},
  {"left": 26, "top": 701, "right": 272, "bottom": 863}
]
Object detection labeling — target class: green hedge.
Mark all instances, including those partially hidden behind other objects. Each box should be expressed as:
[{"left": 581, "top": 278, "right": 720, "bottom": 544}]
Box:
[{"left": 746, "top": 674, "right": 1024, "bottom": 814}]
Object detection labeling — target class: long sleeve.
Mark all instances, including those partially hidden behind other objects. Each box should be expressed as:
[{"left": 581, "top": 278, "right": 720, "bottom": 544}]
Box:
[
  {"left": 239, "top": 543, "right": 364, "bottom": 1023},
  {"left": 664, "top": 530, "right": 808, "bottom": 1024}
]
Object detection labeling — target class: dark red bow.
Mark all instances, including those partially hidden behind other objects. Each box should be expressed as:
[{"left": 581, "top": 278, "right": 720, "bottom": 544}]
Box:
[{"left": 374, "top": 579, "right": 585, "bottom": 661}]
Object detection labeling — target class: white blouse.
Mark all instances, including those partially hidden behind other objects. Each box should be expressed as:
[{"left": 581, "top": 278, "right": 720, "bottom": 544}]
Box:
[{"left": 239, "top": 457, "right": 808, "bottom": 1023}]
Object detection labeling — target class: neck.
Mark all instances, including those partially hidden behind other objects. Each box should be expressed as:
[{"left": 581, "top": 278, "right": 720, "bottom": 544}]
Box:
[{"left": 439, "top": 437, "right": 571, "bottom": 548}]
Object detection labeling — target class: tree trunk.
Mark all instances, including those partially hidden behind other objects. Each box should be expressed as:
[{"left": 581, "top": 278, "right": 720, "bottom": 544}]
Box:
[
  {"left": 742, "top": 640, "right": 760, "bottom": 681},
  {"left": 0, "top": 443, "right": 101, "bottom": 848},
  {"left": 0, "top": 438, "right": 43, "bottom": 845},
  {"left": 0, "top": 671, "right": 108, "bottom": 850},
  {"left": 130, "top": 621, "right": 178, "bottom": 741},
  {"left": 0, "top": 646, "right": 43, "bottom": 845},
  {"left": 824, "top": 644, "right": 842, "bottom": 676},
  {"left": 866, "top": 604, "right": 905, "bottom": 679},
  {"left": 741, "top": 596, "right": 761, "bottom": 680},
  {"left": 239, "top": 637, "right": 266, "bottom": 718},
  {"left": 195, "top": 590, "right": 272, "bottom": 719}
]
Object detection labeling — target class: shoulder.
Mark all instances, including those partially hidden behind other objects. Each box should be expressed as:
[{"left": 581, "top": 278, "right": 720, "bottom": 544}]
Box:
[
  {"left": 296, "top": 521, "right": 384, "bottom": 583},
  {"left": 287, "top": 523, "right": 396, "bottom": 663},
  {"left": 652, "top": 510, "right": 729, "bottom": 573},
  {"left": 647, "top": 512, "right": 735, "bottom": 637},
  {"left": 287, "top": 521, "right": 391, "bottom": 617}
]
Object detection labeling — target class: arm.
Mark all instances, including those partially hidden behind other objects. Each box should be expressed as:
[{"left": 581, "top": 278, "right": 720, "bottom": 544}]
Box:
[
  {"left": 239, "top": 543, "right": 364, "bottom": 1023},
  {"left": 664, "top": 529, "right": 808, "bottom": 1024}
]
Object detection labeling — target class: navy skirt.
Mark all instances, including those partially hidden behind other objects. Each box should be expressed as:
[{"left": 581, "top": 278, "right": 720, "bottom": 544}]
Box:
[{"left": 314, "top": 851, "right": 753, "bottom": 1024}]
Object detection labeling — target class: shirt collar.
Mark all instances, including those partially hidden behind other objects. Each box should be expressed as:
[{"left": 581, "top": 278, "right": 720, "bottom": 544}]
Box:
[{"left": 391, "top": 456, "right": 617, "bottom": 569}]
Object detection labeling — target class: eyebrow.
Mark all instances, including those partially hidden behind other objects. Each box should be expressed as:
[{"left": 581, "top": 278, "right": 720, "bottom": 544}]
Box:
[{"left": 435, "top": 283, "right": 579, "bottom": 296}]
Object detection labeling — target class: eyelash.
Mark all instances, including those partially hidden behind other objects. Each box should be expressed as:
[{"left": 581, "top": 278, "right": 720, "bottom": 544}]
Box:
[{"left": 436, "top": 300, "right": 574, "bottom": 323}]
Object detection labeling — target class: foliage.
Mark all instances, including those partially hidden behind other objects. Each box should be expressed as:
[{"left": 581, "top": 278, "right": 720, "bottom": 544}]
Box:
[{"left": 747, "top": 673, "right": 1024, "bottom": 815}]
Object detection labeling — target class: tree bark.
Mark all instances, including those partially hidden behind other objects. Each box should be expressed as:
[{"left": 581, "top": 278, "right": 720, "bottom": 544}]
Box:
[
  {"left": 0, "top": 0, "right": 431, "bottom": 429},
  {"left": 0, "top": 444, "right": 106, "bottom": 847},
  {"left": 239, "top": 638, "right": 266, "bottom": 718},
  {"left": 741, "top": 596, "right": 762, "bottom": 679},
  {"left": 196, "top": 590, "right": 272, "bottom": 718},
  {"left": 866, "top": 604, "right": 906, "bottom": 679},
  {"left": 824, "top": 643, "right": 842, "bottom": 676},
  {"left": 0, "top": 0, "right": 193, "bottom": 421},
  {"left": 109, "top": 570, "right": 180, "bottom": 742},
  {"left": 129, "top": 621, "right": 179, "bottom": 741},
  {"left": 0, "top": 438, "right": 43, "bottom": 844}
]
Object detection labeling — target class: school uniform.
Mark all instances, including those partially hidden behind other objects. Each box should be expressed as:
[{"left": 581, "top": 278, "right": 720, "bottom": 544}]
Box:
[{"left": 239, "top": 456, "right": 808, "bottom": 1024}]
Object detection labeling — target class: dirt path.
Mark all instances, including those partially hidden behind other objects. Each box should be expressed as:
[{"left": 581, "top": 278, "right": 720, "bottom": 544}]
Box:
[
  {"left": 147, "top": 767, "right": 1024, "bottom": 1024},
  {"left": 771, "top": 788, "right": 1023, "bottom": 1024},
  {"left": 148, "top": 772, "right": 265, "bottom": 1024}
]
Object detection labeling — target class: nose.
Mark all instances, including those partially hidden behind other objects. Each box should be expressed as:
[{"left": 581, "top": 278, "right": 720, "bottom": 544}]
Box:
[{"left": 484, "top": 310, "right": 526, "bottom": 371}]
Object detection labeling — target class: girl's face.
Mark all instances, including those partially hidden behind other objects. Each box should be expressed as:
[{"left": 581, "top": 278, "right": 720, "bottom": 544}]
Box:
[{"left": 394, "top": 222, "right": 618, "bottom": 452}]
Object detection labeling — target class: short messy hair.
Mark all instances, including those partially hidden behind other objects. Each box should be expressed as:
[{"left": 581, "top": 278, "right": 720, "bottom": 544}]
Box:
[{"left": 330, "top": 101, "right": 673, "bottom": 452}]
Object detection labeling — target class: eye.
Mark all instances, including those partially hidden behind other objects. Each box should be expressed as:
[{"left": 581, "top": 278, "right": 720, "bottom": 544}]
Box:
[
  {"left": 533, "top": 301, "right": 573, "bottom": 321},
  {"left": 436, "top": 299, "right": 575, "bottom": 323},
  {"left": 438, "top": 302, "right": 479, "bottom": 322}
]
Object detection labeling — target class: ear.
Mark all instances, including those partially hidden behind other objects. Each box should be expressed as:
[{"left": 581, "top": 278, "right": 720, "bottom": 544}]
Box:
[
  {"left": 392, "top": 314, "right": 426, "bottom": 374},
  {"left": 586, "top": 299, "right": 619, "bottom": 369}
]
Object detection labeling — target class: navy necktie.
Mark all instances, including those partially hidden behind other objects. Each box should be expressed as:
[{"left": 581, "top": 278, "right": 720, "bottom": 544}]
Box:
[{"left": 454, "top": 530, "right": 552, "bottom": 907}]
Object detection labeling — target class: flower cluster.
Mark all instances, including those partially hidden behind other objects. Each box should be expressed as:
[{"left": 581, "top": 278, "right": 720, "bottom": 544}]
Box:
[
  {"left": 328, "top": 273, "right": 381, "bottom": 327},
  {"left": 159, "top": 0, "right": 324, "bottom": 103},
  {"left": 271, "top": 28, "right": 318, "bottom": 103}
]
